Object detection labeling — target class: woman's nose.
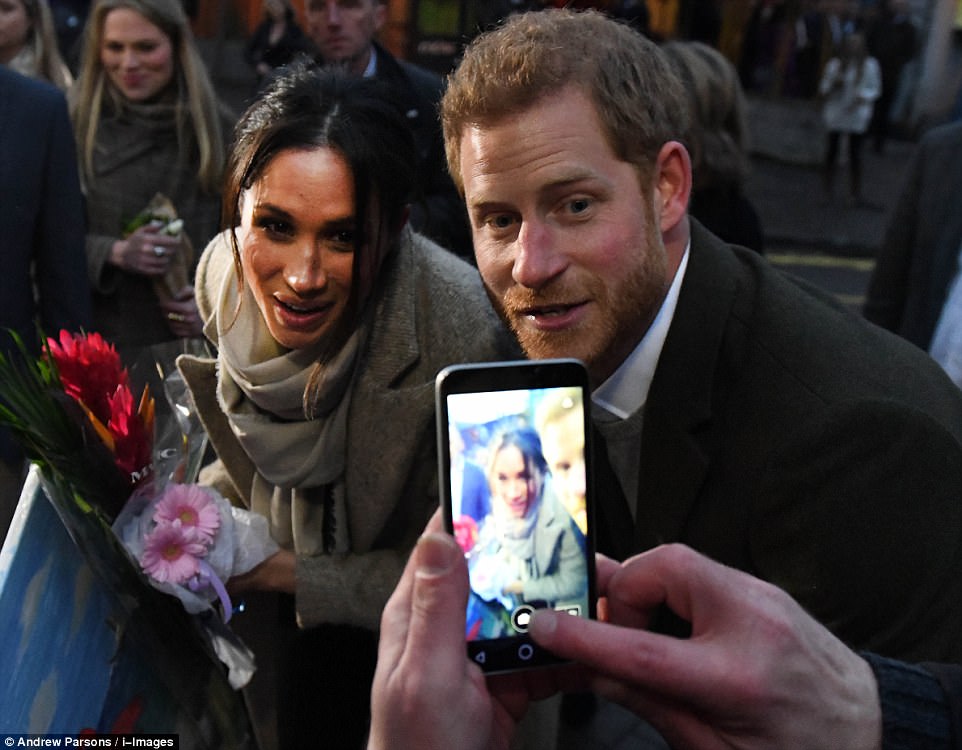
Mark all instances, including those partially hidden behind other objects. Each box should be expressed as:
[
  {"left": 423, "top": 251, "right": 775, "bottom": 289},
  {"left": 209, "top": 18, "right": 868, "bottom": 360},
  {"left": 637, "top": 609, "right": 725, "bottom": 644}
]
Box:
[
  {"left": 121, "top": 49, "right": 140, "bottom": 68},
  {"left": 284, "top": 247, "right": 328, "bottom": 294}
]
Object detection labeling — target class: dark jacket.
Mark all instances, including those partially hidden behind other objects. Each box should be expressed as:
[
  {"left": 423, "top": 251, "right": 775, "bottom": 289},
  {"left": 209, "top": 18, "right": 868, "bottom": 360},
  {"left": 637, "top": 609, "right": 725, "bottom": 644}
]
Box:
[
  {"left": 0, "top": 68, "right": 90, "bottom": 356},
  {"left": 0, "top": 68, "right": 91, "bottom": 465},
  {"left": 863, "top": 121, "right": 962, "bottom": 350},
  {"left": 244, "top": 12, "right": 312, "bottom": 79},
  {"left": 596, "top": 220, "right": 962, "bottom": 662}
]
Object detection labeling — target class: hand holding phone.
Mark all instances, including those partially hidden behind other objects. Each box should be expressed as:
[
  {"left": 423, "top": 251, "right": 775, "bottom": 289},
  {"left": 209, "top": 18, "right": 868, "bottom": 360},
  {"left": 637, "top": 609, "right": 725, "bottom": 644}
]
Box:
[{"left": 436, "top": 359, "right": 596, "bottom": 674}]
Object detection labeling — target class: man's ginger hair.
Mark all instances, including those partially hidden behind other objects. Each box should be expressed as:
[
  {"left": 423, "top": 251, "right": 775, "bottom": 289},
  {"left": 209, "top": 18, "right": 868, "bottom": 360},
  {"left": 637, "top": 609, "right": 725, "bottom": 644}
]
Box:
[{"left": 441, "top": 9, "right": 689, "bottom": 194}]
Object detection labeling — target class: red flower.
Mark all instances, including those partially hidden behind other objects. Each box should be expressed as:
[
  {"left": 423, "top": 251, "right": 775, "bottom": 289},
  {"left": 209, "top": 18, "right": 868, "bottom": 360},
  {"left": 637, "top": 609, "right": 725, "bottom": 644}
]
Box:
[
  {"left": 47, "top": 330, "right": 128, "bottom": 424},
  {"left": 47, "top": 330, "right": 155, "bottom": 486},
  {"left": 453, "top": 515, "right": 479, "bottom": 554},
  {"left": 107, "top": 383, "right": 153, "bottom": 483}
]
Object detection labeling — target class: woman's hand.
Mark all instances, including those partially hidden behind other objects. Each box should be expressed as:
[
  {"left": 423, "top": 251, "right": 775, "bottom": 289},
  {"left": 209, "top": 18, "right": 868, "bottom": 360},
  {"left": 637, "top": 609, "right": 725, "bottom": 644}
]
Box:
[
  {"left": 110, "top": 224, "right": 185, "bottom": 276},
  {"left": 159, "top": 286, "right": 204, "bottom": 338},
  {"left": 228, "top": 549, "right": 296, "bottom": 595}
]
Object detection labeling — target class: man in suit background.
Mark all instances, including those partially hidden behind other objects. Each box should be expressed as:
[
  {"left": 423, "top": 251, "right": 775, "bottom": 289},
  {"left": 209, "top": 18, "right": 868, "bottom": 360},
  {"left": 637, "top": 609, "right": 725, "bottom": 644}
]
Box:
[
  {"left": 0, "top": 66, "right": 91, "bottom": 539},
  {"left": 864, "top": 120, "right": 962, "bottom": 389},
  {"left": 302, "top": 0, "right": 472, "bottom": 259}
]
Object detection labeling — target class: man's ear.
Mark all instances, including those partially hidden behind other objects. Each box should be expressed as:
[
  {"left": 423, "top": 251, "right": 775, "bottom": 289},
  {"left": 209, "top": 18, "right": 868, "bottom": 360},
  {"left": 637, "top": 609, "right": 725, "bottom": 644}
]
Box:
[{"left": 654, "top": 141, "right": 692, "bottom": 234}]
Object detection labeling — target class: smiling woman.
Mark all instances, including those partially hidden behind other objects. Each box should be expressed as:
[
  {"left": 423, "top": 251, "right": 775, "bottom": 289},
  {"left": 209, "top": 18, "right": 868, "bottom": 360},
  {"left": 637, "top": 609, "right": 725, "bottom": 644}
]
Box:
[
  {"left": 69, "top": 0, "right": 233, "bottom": 361},
  {"left": 238, "top": 147, "right": 357, "bottom": 353},
  {"left": 174, "top": 61, "right": 521, "bottom": 748}
]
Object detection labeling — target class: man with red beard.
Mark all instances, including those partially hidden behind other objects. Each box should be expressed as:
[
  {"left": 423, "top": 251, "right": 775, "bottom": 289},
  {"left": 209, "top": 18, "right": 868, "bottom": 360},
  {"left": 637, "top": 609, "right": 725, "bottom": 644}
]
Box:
[{"left": 438, "top": 8, "right": 962, "bottom": 672}]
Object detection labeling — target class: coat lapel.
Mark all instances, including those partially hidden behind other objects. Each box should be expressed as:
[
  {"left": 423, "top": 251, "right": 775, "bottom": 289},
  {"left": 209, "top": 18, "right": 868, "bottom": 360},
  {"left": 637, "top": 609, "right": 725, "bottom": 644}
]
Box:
[
  {"left": 344, "top": 242, "right": 432, "bottom": 552},
  {"left": 632, "top": 222, "right": 737, "bottom": 550}
]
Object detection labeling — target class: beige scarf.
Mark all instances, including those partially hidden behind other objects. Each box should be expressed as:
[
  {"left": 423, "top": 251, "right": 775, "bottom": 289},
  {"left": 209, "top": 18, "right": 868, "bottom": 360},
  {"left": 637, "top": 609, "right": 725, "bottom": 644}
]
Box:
[{"left": 213, "top": 262, "right": 361, "bottom": 554}]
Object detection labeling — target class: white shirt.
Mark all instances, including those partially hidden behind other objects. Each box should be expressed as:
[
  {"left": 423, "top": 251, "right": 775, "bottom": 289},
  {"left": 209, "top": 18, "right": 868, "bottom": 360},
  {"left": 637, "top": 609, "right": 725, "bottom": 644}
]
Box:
[
  {"left": 591, "top": 244, "right": 690, "bottom": 513},
  {"left": 593, "top": 243, "right": 691, "bottom": 419},
  {"left": 928, "top": 241, "right": 962, "bottom": 390},
  {"left": 362, "top": 47, "right": 377, "bottom": 78}
]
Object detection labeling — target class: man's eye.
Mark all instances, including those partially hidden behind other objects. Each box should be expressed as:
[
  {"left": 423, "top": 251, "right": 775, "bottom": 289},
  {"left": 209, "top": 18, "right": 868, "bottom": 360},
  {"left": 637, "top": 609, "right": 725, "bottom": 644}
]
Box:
[
  {"left": 485, "top": 214, "right": 515, "bottom": 230},
  {"left": 569, "top": 198, "right": 591, "bottom": 214}
]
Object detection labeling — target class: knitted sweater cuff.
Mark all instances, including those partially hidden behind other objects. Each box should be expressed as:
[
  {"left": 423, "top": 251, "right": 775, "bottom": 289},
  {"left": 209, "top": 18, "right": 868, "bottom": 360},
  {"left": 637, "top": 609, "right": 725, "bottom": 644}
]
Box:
[{"left": 861, "top": 652, "right": 953, "bottom": 750}]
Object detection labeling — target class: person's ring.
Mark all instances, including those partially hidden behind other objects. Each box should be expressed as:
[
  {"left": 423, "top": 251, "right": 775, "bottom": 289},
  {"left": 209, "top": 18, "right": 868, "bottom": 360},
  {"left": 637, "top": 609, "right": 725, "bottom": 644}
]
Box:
[
  {"left": 167, "top": 312, "right": 186, "bottom": 322},
  {"left": 153, "top": 246, "right": 166, "bottom": 257}
]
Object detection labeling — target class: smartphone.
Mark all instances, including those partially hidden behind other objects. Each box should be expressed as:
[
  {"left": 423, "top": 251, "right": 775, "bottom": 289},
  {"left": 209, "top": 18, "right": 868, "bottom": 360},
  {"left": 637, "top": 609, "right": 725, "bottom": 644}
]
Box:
[{"left": 436, "top": 359, "right": 595, "bottom": 674}]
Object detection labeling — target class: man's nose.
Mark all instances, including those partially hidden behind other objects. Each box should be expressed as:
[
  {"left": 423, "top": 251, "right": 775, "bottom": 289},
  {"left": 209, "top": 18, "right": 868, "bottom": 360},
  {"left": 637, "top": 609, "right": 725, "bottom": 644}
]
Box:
[
  {"left": 512, "top": 220, "right": 565, "bottom": 289},
  {"left": 323, "top": 1, "right": 342, "bottom": 23}
]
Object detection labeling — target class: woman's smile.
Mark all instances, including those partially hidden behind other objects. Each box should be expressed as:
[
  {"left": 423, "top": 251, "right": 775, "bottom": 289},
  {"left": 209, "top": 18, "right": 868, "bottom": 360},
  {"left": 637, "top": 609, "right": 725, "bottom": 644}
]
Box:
[{"left": 240, "top": 147, "right": 357, "bottom": 351}]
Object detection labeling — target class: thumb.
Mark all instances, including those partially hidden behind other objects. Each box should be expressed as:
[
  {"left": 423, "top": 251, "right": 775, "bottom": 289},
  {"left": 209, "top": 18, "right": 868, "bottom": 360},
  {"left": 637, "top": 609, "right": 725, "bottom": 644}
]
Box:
[{"left": 408, "top": 533, "right": 470, "bottom": 663}]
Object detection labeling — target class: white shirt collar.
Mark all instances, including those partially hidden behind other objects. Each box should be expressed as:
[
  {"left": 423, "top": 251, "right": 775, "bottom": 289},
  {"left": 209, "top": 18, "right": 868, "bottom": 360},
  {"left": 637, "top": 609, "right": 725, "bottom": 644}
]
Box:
[
  {"left": 592, "top": 242, "right": 691, "bottom": 419},
  {"left": 362, "top": 46, "right": 377, "bottom": 78}
]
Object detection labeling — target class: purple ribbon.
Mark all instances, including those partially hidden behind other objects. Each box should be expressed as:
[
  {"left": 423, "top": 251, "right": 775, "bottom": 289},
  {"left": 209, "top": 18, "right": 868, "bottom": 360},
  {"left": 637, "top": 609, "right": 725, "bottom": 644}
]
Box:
[{"left": 189, "top": 560, "right": 233, "bottom": 623}]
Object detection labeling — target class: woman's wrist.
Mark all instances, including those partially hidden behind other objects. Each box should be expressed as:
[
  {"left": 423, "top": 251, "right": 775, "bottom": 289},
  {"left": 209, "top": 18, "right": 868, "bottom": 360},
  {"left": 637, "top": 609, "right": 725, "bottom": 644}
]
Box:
[{"left": 109, "top": 239, "right": 128, "bottom": 268}]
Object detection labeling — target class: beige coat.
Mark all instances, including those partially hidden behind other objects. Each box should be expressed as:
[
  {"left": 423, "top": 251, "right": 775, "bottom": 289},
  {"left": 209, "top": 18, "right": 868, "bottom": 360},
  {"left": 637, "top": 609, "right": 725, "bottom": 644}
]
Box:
[{"left": 178, "top": 229, "right": 520, "bottom": 629}]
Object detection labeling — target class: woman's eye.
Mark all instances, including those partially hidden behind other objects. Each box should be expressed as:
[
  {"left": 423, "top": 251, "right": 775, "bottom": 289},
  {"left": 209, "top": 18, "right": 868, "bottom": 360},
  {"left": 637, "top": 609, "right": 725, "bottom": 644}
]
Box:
[
  {"left": 257, "top": 218, "right": 293, "bottom": 238},
  {"left": 324, "top": 228, "right": 356, "bottom": 252}
]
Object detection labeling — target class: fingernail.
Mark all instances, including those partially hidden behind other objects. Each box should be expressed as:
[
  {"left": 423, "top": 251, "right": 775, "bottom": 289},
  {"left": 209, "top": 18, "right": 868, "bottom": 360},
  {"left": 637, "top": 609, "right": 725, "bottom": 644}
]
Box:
[
  {"left": 529, "top": 608, "right": 557, "bottom": 638},
  {"left": 416, "top": 532, "right": 458, "bottom": 576}
]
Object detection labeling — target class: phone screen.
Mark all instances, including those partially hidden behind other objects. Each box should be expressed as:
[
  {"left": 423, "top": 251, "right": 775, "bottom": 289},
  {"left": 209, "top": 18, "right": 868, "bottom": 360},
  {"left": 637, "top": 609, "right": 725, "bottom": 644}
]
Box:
[{"left": 436, "top": 359, "right": 595, "bottom": 674}]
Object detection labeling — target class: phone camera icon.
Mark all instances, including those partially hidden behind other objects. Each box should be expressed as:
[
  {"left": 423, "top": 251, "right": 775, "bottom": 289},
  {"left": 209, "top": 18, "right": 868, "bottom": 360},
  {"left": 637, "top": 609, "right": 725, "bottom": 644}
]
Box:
[{"left": 511, "top": 605, "right": 535, "bottom": 633}]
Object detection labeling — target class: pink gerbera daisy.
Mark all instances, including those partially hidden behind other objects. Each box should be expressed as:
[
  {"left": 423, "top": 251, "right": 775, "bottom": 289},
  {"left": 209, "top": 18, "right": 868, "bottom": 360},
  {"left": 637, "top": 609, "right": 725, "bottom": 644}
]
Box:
[
  {"left": 152, "top": 484, "right": 220, "bottom": 543},
  {"left": 140, "top": 524, "right": 207, "bottom": 584}
]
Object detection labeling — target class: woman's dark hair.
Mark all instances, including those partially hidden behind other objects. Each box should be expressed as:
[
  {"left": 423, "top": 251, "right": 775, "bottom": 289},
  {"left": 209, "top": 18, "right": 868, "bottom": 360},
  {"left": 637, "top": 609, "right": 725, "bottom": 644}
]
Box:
[
  {"left": 487, "top": 427, "right": 550, "bottom": 484},
  {"left": 223, "top": 60, "right": 419, "bottom": 413},
  {"left": 224, "top": 58, "right": 417, "bottom": 259}
]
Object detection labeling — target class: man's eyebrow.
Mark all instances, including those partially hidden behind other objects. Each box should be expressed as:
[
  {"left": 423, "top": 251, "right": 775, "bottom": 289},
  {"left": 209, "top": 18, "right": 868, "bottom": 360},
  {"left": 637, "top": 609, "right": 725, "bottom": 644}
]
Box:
[{"left": 467, "top": 170, "right": 606, "bottom": 210}]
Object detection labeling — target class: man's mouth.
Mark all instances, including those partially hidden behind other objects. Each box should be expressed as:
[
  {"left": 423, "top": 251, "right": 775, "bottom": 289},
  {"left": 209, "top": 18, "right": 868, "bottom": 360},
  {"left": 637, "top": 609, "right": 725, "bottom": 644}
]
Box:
[{"left": 524, "top": 303, "right": 576, "bottom": 319}]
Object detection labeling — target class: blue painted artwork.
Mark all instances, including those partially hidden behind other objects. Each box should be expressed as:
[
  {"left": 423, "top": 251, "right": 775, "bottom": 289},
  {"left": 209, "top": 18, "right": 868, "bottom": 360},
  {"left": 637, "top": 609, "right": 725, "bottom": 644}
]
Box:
[{"left": 0, "top": 468, "right": 256, "bottom": 743}]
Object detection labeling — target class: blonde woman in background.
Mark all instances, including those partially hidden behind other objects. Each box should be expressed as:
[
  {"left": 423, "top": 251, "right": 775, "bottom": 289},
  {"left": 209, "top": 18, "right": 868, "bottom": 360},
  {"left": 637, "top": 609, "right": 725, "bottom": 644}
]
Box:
[
  {"left": 70, "top": 0, "right": 233, "bottom": 361},
  {"left": 0, "top": 0, "right": 72, "bottom": 89}
]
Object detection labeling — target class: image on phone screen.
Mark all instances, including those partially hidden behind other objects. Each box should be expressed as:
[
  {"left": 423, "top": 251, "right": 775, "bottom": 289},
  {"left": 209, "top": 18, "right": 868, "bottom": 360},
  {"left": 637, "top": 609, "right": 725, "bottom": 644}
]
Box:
[{"left": 436, "top": 360, "right": 595, "bottom": 673}]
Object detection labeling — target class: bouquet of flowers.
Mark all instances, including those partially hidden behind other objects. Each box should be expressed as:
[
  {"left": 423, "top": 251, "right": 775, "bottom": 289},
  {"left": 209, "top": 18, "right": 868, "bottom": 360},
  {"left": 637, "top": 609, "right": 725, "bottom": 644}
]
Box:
[{"left": 0, "top": 329, "right": 277, "bottom": 632}]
